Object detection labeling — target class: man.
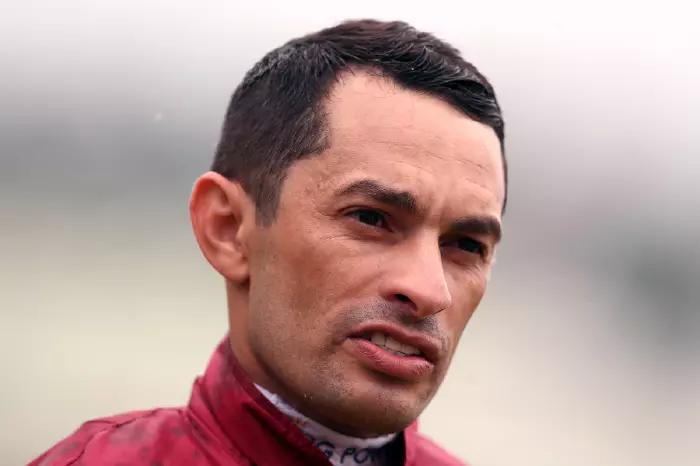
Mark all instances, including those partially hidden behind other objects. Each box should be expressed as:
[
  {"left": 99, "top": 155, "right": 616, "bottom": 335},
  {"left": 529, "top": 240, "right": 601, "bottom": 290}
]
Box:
[{"left": 31, "top": 19, "right": 506, "bottom": 466}]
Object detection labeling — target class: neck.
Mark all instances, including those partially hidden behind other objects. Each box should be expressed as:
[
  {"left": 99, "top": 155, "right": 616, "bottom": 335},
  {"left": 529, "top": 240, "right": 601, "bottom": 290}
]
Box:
[{"left": 255, "top": 384, "right": 398, "bottom": 466}]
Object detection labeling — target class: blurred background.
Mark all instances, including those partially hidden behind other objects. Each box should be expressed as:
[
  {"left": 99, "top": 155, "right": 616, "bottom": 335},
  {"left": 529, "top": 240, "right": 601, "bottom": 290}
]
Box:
[{"left": 1, "top": 1, "right": 698, "bottom": 465}]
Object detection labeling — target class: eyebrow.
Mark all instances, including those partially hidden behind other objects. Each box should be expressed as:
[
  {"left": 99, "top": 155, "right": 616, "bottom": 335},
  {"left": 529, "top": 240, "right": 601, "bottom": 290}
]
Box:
[
  {"left": 336, "top": 178, "right": 502, "bottom": 242},
  {"left": 450, "top": 216, "right": 502, "bottom": 243},
  {"left": 337, "top": 179, "right": 420, "bottom": 215}
]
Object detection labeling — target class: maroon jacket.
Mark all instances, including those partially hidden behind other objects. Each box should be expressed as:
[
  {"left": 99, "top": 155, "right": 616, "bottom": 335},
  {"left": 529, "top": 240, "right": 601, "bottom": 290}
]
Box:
[{"left": 30, "top": 337, "right": 465, "bottom": 465}]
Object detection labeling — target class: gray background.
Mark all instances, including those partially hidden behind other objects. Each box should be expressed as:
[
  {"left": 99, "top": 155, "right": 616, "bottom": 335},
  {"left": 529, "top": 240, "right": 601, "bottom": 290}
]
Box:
[{"left": 1, "top": 1, "right": 698, "bottom": 465}]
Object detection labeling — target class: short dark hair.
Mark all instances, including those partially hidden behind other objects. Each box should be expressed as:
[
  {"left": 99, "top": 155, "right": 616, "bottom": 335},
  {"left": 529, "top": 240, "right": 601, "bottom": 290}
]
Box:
[{"left": 211, "top": 19, "right": 506, "bottom": 223}]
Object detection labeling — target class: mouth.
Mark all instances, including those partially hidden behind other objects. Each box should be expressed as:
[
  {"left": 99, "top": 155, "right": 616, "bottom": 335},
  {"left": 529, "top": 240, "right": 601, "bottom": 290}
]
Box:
[
  {"left": 357, "top": 331, "right": 424, "bottom": 357},
  {"left": 343, "top": 323, "right": 441, "bottom": 381}
]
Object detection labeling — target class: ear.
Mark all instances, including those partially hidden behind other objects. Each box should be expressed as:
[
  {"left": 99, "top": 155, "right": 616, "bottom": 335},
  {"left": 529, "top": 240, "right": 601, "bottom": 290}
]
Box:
[{"left": 189, "top": 172, "right": 256, "bottom": 284}]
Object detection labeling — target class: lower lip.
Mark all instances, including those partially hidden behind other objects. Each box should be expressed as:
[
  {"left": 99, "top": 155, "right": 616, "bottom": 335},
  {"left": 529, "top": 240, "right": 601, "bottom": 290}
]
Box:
[{"left": 343, "top": 338, "right": 434, "bottom": 381}]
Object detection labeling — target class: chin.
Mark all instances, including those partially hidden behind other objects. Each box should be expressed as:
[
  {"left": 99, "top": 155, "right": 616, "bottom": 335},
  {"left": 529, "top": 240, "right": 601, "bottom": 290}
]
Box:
[
  {"left": 331, "top": 395, "right": 421, "bottom": 437},
  {"left": 269, "top": 351, "right": 438, "bottom": 436},
  {"left": 317, "top": 371, "right": 433, "bottom": 437}
]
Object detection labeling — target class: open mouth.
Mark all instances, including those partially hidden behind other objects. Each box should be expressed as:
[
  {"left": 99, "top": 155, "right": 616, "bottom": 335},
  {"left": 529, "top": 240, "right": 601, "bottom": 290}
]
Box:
[
  {"left": 354, "top": 331, "right": 424, "bottom": 358},
  {"left": 343, "top": 323, "right": 440, "bottom": 381}
]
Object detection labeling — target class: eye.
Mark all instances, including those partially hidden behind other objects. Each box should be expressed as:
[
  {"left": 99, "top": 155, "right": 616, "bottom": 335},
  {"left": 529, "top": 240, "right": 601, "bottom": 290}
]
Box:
[
  {"left": 347, "top": 209, "right": 389, "bottom": 229},
  {"left": 445, "top": 237, "right": 486, "bottom": 257}
]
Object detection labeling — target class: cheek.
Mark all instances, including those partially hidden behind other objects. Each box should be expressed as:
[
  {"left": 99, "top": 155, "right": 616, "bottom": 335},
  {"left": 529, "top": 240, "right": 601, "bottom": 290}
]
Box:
[
  {"left": 253, "top": 229, "right": 346, "bottom": 331},
  {"left": 445, "top": 270, "right": 488, "bottom": 337},
  {"left": 247, "top": 253, "right": 330, "bottom": 365}
]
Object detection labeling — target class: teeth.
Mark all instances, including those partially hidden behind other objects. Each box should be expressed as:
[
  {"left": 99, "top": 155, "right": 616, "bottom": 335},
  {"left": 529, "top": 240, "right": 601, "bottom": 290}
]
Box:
[
  {"left": 385, "top": 336, "right": 402, "bottom": 352},
  {"left": 370, "top": 332, "right": 386, "bottom": 346},
  {"left": 368, "top": 333, "right": 421, "bottom": 356}
]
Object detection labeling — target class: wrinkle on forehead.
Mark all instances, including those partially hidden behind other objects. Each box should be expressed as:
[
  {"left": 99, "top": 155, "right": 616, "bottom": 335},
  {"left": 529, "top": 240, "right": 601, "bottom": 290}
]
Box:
[
  {"left": 333, "top": 134, "right": 493, "bottom": 175},
  {"left": 291, "top": 139, "right": 503, "bottom": 218},
  {"left": 326, "top": 131, "right": 501, "bottom": 200}
]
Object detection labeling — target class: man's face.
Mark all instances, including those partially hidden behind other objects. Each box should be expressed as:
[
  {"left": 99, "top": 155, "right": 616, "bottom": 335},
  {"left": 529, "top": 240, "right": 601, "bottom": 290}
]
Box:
[{"left": 243, "top": 72, "right": 504, "bottom": 437}]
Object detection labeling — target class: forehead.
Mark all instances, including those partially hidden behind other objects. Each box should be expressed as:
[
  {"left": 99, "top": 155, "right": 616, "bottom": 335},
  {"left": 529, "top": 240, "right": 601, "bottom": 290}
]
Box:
[{"left": 294, "top": 72, "right": 505, "bottom": 216}]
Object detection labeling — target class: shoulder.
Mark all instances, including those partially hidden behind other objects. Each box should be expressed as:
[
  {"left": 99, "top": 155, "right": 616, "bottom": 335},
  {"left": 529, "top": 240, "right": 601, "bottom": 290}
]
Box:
[
  {"left": 28, "top": 408, "right": 205, "bottom": 466},
  {"left": 411, "top": 432, "right": 469, "bottom": 466}
]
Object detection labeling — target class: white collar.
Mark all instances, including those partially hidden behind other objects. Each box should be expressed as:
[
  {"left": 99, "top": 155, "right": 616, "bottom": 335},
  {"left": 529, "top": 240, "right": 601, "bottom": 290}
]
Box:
[{"left": 255, "top": 384, "right": 397, "bottom": 466}]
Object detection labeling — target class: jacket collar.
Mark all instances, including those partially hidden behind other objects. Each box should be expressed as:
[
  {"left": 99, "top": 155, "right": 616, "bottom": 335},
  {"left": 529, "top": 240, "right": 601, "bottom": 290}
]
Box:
[{"left": 187, "top": 336, "right": 419, "bottom": 466}]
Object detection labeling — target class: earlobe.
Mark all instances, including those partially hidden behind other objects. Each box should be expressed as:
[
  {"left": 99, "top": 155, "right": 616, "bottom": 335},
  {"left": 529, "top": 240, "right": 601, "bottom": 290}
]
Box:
[{"left": 189, "top": 172, "right": 255, "bottom": 283}]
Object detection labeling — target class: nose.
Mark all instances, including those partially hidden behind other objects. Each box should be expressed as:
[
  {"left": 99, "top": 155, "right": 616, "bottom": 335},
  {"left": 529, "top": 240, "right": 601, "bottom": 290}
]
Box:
[{"left": 378, "top": 236, "right": 452, "bottom": 320}]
